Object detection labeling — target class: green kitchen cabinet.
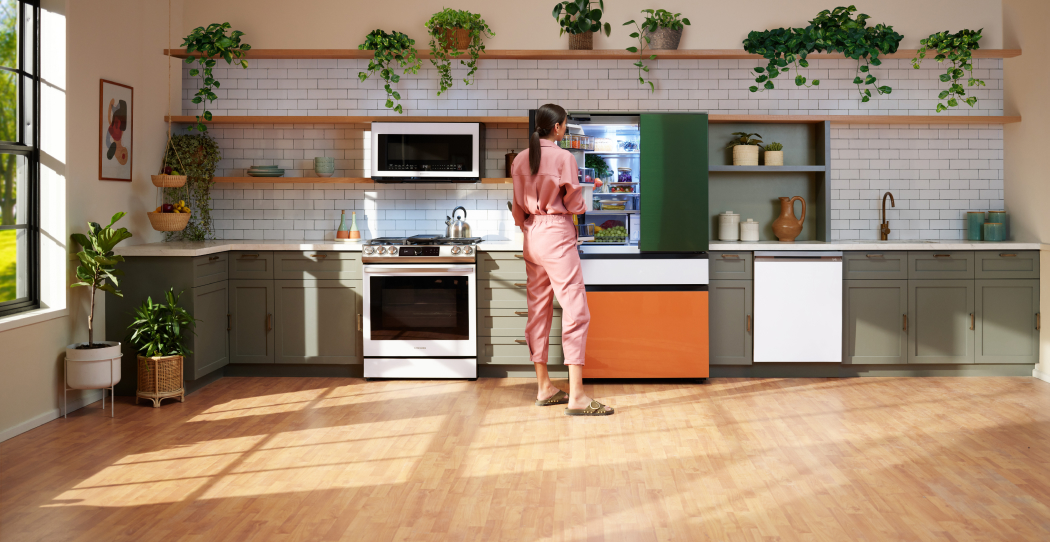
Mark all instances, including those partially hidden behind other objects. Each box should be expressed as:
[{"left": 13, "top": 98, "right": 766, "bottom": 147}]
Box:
[
  {"left": 229, "top": 279, "right": 275, "bottom": 364},
  {"left": 975, "top": 279, "right": 1039, "bottom": 364},
  {"left": 274, "top": 279, "right": 362, "bottom": 364},
  {"left": 907, "top": 280, "right": 975, "bottom": 364},
  {"left": 640, "top": 113, "right": 708, "bottom": 252},
  {"left": 708, "top": 280, "right": 752, "bottom": 365},
  {"left": 843, "top": 280, "right": 908, "bottom": 365},
  {"left": 190, "top": 280, "right": 230, "bottom": 379}
]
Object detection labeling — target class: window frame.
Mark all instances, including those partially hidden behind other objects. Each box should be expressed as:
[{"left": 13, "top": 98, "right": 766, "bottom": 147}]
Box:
[{"left": 0, "top": 0, "right": 40, "bottom": 317}]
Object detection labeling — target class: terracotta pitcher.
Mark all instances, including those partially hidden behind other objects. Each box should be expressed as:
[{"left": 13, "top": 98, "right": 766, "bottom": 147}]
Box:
[{"left": 772, "top": 196, "right": 806, "bottom": 242}]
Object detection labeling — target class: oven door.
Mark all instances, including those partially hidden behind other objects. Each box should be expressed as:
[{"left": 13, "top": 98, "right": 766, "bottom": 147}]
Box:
[{"left": 362, "top": 264, "right": 477, "bottom": 357}]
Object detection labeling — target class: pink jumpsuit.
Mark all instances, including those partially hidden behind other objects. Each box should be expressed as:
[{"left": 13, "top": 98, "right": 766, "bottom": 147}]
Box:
[{"left": 510, "top": 140, "right": 590, "bottom": 365}]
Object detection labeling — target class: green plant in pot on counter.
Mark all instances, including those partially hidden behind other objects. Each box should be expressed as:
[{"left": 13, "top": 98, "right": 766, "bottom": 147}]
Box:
[
  {"left": 127, "top": 288, "right": 196, "bottom": 407},
  {"left": 624, "top": 9, "right": 690, "bottom": 91},
  {"left": 358, "top": 30, "right": 422, "bottom": 114},
  {"left": 552, "top": 0, "right": 612, "bottom": 50},
  {"left": 182, "top": 23, "right": 252, "bottom": 133},
  {"left": 912, "top": 29, "right": 985, "bottom": 113},
  {"left": 425, "top": 9, "right": 494, "bottom": 96},
  {"left": 726, "top": 132, "right": 763, "bottom": 166},
  {"left": 162, "top": 134, "right": 221, "bottom": 242}
]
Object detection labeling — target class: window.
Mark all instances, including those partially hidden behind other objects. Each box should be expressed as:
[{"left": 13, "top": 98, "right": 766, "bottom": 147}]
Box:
[{"left": 0, "top": 0, "right": 38, "bottom": 317}]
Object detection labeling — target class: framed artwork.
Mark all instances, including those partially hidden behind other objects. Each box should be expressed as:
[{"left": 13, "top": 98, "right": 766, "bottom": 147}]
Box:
[{"left": 99, "top": 79, "right": 133, "bottom": 182}]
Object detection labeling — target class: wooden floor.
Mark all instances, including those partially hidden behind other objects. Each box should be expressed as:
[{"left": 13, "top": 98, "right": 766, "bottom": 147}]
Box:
[{"left": 2, "top": 377, "right": 1050, "bottom": 541}]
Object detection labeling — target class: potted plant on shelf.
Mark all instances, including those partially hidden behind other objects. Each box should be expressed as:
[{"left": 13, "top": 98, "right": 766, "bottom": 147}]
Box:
[
  {"left": 912, "top": 29, "right": 986, "bottom": 113},
  {"left": 127, "top": 288, "right": 196, "bottom": 407},
  {"left": 182, "top": 22, "right": 252, "bottom": 133},
  {"left": 552, "top": 0, "right": 612, "bottom": 50},
  {"left": 358, "top": 29, "right": 422, "bottom": 114},
  {"left": 764, "top": 142, "right": 784, "bottom": 166},
  {"left": 425, "top": 9, "right": 494, "bottom": 96},
  {"left": 66, "top": 212, "right": 133, "bottom": 393},
  {"left": 624, "top": 9, "right": 690, "bottom": 90},
  {"left": 726, "top": 133, "right": 763, "bottom": 166}
]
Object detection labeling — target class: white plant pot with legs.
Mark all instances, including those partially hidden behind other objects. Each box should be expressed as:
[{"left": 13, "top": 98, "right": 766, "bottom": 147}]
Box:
[{"left": 65, "top": 341, "right": 122, "bottom": 389}]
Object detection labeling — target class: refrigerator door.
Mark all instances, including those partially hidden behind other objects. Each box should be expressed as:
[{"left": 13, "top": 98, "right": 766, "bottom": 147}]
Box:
[{"left": 640, "top": 113, "right": 709, "bottom": 252}]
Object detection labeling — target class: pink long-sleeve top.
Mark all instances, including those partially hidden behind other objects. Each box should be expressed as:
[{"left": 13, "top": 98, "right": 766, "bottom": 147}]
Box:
[{"left": 511, "top": 139, "right": 586, "bottom": 228}]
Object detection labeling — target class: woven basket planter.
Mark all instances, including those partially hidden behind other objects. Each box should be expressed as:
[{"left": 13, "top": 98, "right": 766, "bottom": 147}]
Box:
[
  {"left": 732, "top": 145, "right": 760, "bottom": 166},
  {"left": 147, "top": 211, "right": 190, "bottom": 232},
  {"left": 439, "top": 28, "right": 471, "bottom": 51},
  {"left": 765, "top": 151, "right": 784, "bottom": 166},
  {"left": 136, "top": 355, "right": 185, "bottom": 408},
  {"left": 643, "top": 27, "right": 683, "bottom": 50},
  {"left": 568, "top": 32, "right": 593, "bottom": 50},
  {"left": 150, "top": 174, "right": 187, "bottom": 188}
]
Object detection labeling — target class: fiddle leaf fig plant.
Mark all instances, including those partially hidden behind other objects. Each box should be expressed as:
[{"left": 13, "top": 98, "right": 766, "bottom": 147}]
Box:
[
  {"left": 182, "top": 23, "right": 252, "bottom": 133},
  {"left": 743, "top": 5, "right": 903, "bottom": 103},
  {"left": 70, "top": 212, "right": 133, "bottom": 347},
  {"left": 912, "top": 29, "right": 985, "bottom": 112},
  {"left": 552, "top": 0, "right": 612, "bottom": 37},
  {"left": 358, "top": 29, "right": 422, "bottom": 114},
  {"left": 425, "top": 9, "right": 494, "bottom": 96},
  {"left": 623, "top": 10, "right": 690, "bottom": 91}
]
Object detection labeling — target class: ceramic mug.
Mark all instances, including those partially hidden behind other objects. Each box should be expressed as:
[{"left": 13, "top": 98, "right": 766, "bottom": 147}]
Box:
[{"left": 314, "top": 157, "right": 335, "bottom": 178}]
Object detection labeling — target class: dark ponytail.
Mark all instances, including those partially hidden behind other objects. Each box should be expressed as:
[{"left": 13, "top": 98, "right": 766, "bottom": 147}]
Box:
[{"left": 530, "top": 103, "right": 568, "bottom": 175}]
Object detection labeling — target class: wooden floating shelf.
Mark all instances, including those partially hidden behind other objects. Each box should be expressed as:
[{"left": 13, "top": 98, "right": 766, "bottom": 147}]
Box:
[
  {"left": 164, "top": 48, "right": 1022, "bottom": 61},
  {"left": 710, "top": 165, "right": 828, "bottom": 172},
  {"left": 165, "top": 115, "right": 527, "bottom": 125},
  {"left": 213, "top": 177, "right": 513, "bottom": 184}
]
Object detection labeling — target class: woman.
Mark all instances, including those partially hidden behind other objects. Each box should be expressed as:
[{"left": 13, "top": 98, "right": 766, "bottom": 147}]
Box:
[{"left": 511, "top": 104, "right": 613, "bottom": 416}]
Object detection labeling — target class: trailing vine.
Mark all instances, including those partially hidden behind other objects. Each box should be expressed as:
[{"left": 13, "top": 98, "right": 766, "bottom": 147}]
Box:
[
  {"left": 743, "top": 5, "right": 903, "bottom": 103},
  {"left": 425, "top": 9, "right": 494, "bottom": 96},
  {"left": 912, "top": 29, "right": 985, "bottom": 112},
  {"left": 162, "top": 134, "right": 220, "bottom": 241},
  {"left": 181, "top": 23, "right": 251, "bottom": 133},
  {"left": 358, "top": 30, "right": 422, "bottom": 114},
  {"left": 623, "top": 10, "right": 690, "bottom": 92}
]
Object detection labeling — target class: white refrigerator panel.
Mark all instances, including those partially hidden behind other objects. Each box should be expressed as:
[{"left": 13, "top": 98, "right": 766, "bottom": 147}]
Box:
[{"left": 753, "top": 258, "right": 842, "bottom": 362}]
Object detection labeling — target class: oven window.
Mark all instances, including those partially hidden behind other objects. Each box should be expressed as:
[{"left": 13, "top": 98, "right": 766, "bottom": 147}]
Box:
[
  {"left": 370, "top": 275, "right": 470, "bottom": 340},
  {"left": 377, "top": 134, "right": 474, "bottom": 172}
]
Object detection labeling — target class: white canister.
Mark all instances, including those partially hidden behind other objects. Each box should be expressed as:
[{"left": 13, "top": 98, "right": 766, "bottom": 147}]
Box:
[
  {"left": 718, "top": 211, "right": 740, "bottom": 241},
  {"left": 740, "top": 219, "right": 760, "bottom": 242}
]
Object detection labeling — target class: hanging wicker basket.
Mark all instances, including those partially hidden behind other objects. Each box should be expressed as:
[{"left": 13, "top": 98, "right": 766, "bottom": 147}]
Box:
[
  {"left": 136, "top": 355, "right": 185, "bottom": 408},
  {"left": 147, "top": 211, "right": 190, "bottom": 232},
  {"left": 151, "top": 174, "right": 188, "bottom": 188}
]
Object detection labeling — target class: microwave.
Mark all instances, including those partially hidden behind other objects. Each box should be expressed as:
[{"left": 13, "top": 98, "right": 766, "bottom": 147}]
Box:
[{"left": 370, "top": 122, "right": 485, "bottom": 182}]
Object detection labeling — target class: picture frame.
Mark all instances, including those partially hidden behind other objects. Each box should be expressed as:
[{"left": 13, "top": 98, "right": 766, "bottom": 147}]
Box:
[{"left": 99, "top": 79, "right": 133, "bottom": 182}]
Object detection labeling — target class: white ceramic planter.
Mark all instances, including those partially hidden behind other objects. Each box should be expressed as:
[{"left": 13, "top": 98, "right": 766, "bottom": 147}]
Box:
[{"left": 65, "top": 341, "right": 122, "bottom": 390}]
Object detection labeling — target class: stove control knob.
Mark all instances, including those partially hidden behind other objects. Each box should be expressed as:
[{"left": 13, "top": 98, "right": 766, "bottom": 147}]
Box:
[
  {"left": 464, "top": 246, "right": 474, "bottom": 255},
  {"left": 451, "top": 246, "right": 462, "bottom": 254},
  {"left": 387, "top": 246, "right": 398, "bottom": 255},
  {"left": 363, "top": 246, "right": 374, "bottom": 255}
]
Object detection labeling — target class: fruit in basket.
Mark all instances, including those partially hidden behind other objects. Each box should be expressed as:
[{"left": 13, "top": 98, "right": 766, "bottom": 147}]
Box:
[{"left": 162, "top": 203, "right": 174, "bottom": 213}]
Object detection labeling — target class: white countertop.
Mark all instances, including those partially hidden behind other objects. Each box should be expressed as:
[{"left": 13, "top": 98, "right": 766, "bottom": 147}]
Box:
[
  {"left": 708, "top": 240, "right": 1042, "bottom": 251},
  {"left": 115, "top": 239, "right": 526, "bottom": 257}
]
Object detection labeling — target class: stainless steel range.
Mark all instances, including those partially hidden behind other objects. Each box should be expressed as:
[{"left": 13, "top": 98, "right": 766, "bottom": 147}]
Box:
[{"left": 362, "top": 235, "right": 482, "bottom": 379}]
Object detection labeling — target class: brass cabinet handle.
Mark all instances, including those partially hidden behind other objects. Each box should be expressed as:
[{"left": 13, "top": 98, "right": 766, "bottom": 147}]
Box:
[
  {"left": 746, "top": 315, "right": 751, "bottom": 333},
  {"left": 357, "top": 314, "right": 362, "bottom": 332},
  {"left": 934, "top": 254, "right": 951, "bottom": 258},
  {"left": 903, "top": 314, "right": 907, "bottom": 332},
  {"left": 514, "top": 283, "right": 527, "bottom": 288},
  {"left": 970, "top": 313, "right": 975, "bottom": 331},
  {"left": 513, "top": 254, "right": 525, "bottom": 259},
  {"left": 310, "top": 253, "right": 328, "bottom": 258},
  {"left": 239, "top": 253, "right": 259, "bottom": 259},
  {"left": 208, "top": 255, "right": 220, "bottom": 261},
  {"left": 866, "top": 254, "right": 884, "bottom": 259},
  {"left": 1037, "top": 312, "right": 1041, "bottom": 331},
  {"left": 515, "top": 339, "right": 527, "bottom": 345},
  {"left": 266, "top": 313, "right": 272, "bottom": 333},
  {"left": 515, "top": 311, "right": 529, "bottom": 316},
  {"left": 1000, "top": 253, "right": 1017, "bottom": 258},
  {"left": 227, "top": 314, "right": 231, "bottom": 332},
  {"left": 722, "top": 254, "right": 741, "bottom": 259}
]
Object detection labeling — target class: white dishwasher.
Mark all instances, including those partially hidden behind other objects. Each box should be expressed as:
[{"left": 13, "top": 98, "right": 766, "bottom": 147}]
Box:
[{"left": 753, "top": 251, "right": 843, "bottom": 362}]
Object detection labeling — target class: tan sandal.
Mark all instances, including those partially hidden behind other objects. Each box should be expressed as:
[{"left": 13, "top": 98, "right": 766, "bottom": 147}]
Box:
[
  {"left": 535, "top": 390, "right": 569, "bottom": 406},
  {"left": 565, "top": 400, "right": 614, "bottom": 416}
]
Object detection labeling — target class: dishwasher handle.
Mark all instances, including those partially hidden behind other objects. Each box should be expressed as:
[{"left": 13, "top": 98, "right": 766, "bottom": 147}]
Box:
[{"left": 755, "top": 256, "right": 842, "bottom": 263}]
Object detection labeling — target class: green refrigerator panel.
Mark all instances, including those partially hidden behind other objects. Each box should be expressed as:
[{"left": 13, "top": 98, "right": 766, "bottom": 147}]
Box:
[{"left": 640, "top": 113, "right": 709, "bottom": 252}]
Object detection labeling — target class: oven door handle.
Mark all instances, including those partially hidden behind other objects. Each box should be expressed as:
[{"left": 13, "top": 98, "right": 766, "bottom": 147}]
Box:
[{"left": 364, "top": 267, "right": 475, "bottom": 274}]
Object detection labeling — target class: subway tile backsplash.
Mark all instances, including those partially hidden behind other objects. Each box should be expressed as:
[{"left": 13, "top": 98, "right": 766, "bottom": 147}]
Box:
[{"left": 182, "top": 58, "right": 1006, "bottom": 241}]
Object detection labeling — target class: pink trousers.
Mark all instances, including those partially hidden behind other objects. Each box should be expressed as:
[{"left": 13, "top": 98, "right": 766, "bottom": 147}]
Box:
[{"left": 522, "top": 215, "right": 590, "bottom": 365}]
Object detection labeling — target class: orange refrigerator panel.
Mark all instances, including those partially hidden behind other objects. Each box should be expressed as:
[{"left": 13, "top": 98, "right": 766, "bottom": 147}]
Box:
[{"left": 583, "top": 290, "right": 709, "bottom": 379}]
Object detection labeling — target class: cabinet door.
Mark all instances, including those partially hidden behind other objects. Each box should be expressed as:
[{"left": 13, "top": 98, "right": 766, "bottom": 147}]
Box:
[
  {"left": 190, "top": 280, "right": 230, "bottom": 379},
  {"left": 975, "top": 279, "right": 1039, "bottom": 364},
  {"left": 708, "top": 280, "right": 752, "bottom": 365},
  {"left": 907, "top": 280, "right": 975, "bottom": 364},
  {"left": 274, "top": 279, "right": 361, "bottom": 364},
  {"left": 229, "top": 279, "right": 275, "bottom": 364},
  {"left": 640, "top": 113, "right": 708, "bottom": 252},
  {"left": 843, "top": 280, "right": 907, "bottom": 365}
]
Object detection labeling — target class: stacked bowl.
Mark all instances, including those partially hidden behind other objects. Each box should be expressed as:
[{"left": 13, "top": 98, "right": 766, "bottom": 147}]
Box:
[{"left": 247, "top": 165, "right": 285, "bottom": 178}]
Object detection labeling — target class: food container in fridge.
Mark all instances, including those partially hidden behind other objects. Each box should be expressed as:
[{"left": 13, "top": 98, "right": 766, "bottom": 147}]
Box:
[
  {"left": 616, "top": 167, "right": 633, "bottom": 183},
  {"left": 608, "top": 182, "right": 637, "bottom": 194},
  {"left": 599, "top": 199, "right": 628, "bottom": 211}
]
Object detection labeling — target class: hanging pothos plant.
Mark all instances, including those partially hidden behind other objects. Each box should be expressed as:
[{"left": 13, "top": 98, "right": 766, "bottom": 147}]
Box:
[
  {"left": 162, "top": 134, "right": 220, "bottom": 241},
  {"left": 624, "top": 9, "right": 690, "bottom": 92},
  {"left": 742, "top": 5, "right": 903, "bottom": 103},
  {"left": 425, "top": 9, "right": 494, "bottom": 96},
  {"left": 912, "top": 29, "right": 985, "bottom": 112},
  {"left": 358, "top": 30, "right": 422, "bottom": 114},
  {"left": 182, "top": 23, "right": 251, "bottom": 133}
]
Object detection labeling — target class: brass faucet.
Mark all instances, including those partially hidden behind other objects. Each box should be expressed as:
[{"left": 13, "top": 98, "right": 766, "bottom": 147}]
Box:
[{"left": 880, "top": 191, "right": 895, "bottom": 240}]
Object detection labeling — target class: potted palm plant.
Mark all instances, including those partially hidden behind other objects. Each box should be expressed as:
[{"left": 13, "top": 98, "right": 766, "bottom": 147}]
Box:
[
  {"left": 66, "top": 213, "right": 132, "bottom": 391},
  {"left": 127, "top": 288, "right": 196, "bottom": 407}
]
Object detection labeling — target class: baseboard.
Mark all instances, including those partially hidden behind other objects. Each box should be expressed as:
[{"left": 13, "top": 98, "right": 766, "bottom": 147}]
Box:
[
  {"left": 0, "top": 390, "right": 103, "bottom": 443},
  {"left": 1034, "top": 366, "right": 1050, "bottom": 384}
]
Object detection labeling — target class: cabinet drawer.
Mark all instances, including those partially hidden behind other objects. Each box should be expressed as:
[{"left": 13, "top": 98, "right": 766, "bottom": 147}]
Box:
[
  {"left": 192, "top": 253, "right": 228, "bottom": 287},
  {"left": 479, "top": 252, "right": 527, "bottom": 280},
  {"left": 230, "top": 251, "right": 274, "bottom": 280},
  {"left": 478, "top": 308, "right": 561, "bottom": 338},
  {"left": 709, "top": 252, "right": 752, "bottom": 280},
  {"left": 479, "top": 337, "right": 564, "bottom": 365},
  {"left": 908, "top": 251, "right": 974, "bottom": 280},
  {"left": 478, "top": 280, "right": 561, "bottom": 309},
  {"left": 274, "top": 251, "right": 361, "bottom": 280},
  {"left": 843, "top": 251, "right": 908, "bottom": 280},
  {"left": 975, "top": 251, "right": 1039, "bottom": 279}
]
